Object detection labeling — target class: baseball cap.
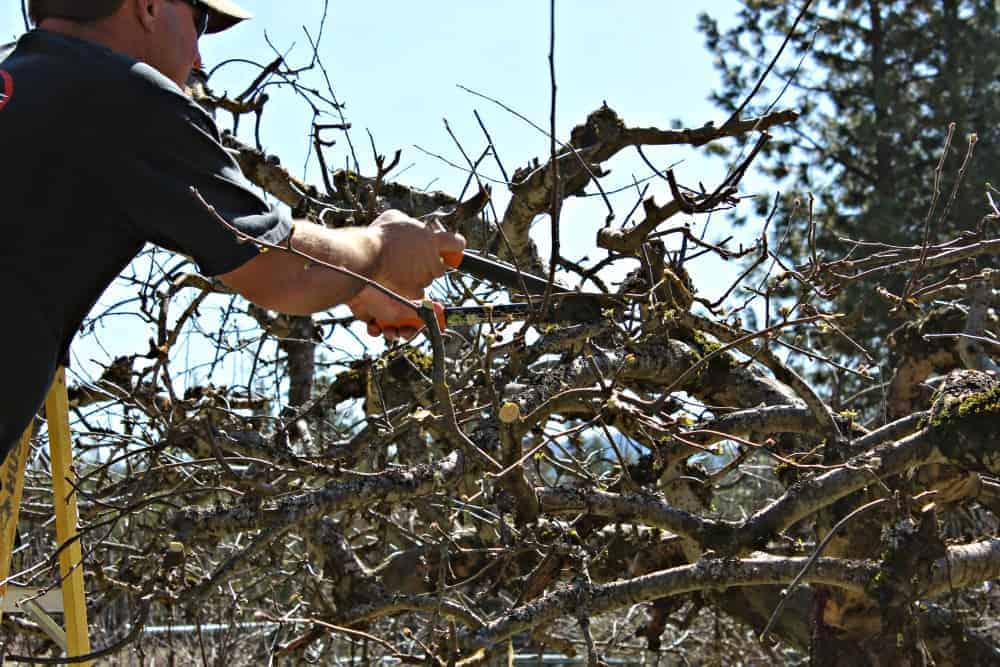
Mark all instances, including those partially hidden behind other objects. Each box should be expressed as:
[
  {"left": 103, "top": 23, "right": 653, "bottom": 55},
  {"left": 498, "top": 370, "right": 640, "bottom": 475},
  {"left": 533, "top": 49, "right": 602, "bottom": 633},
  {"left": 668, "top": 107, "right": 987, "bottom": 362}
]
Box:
[
  {"left": 28, "top": 0, "right": 253, "bottom": 34},
  {"left": 200, "top": 0, "right": 254, "bottom": 34}
]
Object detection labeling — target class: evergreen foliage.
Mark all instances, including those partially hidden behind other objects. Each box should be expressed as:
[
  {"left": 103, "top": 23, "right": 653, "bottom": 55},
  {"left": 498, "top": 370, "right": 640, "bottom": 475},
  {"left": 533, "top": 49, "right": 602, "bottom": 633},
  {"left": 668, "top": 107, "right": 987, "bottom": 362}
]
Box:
[{"left": 700, "top": 1, "right": 1000, "bottom": 372}]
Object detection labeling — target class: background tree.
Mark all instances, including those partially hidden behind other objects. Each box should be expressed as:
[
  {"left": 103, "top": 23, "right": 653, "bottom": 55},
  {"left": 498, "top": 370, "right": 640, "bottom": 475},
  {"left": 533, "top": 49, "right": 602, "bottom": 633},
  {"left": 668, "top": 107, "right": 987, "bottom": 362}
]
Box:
[{"left": 700, "top": 0, "right": 1000, "bottom": 413}]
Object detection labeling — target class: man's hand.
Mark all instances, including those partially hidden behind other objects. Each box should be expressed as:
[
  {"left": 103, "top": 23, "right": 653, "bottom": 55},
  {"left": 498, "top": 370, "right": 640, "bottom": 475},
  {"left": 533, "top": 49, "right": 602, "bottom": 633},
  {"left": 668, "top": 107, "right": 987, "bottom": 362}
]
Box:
[{"left": 348, "top": 210, "right": 465, "bottom": 340}]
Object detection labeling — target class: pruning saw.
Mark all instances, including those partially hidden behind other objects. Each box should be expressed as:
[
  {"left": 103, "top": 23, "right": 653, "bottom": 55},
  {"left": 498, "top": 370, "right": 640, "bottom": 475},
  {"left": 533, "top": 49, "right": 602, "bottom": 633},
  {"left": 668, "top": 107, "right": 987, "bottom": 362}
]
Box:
[{"left": 376, "top": 250, "right": 613, "bottom": 332}]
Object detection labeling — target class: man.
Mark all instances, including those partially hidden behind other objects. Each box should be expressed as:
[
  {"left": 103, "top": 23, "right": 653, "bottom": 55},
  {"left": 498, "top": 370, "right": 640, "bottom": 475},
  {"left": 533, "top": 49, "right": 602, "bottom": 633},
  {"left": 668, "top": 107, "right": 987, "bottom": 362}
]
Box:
[{"left": 0, "top": 0, "right": 465, "bottom": 463}]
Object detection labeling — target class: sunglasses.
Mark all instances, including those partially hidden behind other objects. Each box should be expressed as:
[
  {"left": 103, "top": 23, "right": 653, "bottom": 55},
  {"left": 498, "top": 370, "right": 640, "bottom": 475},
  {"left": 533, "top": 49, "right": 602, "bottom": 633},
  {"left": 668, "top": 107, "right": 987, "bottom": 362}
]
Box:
[{"left": 177, "top": 0, "right": 211, "bottom": 37}]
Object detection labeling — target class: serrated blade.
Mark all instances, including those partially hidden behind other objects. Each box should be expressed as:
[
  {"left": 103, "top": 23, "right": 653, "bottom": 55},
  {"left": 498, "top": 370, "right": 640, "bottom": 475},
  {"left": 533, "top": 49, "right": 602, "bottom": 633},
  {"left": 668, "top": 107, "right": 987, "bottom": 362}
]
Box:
[{"left": 442, "top": 293, "right": 607, "bottom": 327}]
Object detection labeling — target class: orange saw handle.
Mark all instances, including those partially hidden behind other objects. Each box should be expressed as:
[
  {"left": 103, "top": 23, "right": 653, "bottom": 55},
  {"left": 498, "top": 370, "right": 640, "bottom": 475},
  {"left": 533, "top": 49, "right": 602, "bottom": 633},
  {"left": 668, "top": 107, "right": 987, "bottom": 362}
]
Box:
[
  {"left": 374, "top": 301, "right": 446, "bottom": 333},
  {"left": 441, "top": 251, "right": 464, "bottom": 269},
  {"left": 372, "top": 250, "right": 463, "bottom": 333}
]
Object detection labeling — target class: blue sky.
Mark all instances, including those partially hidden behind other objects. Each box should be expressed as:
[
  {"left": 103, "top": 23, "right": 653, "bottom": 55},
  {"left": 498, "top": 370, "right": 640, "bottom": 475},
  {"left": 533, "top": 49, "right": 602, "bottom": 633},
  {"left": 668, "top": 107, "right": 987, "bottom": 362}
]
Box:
[
  {"left": 2, "top": 1, "right": 791, "bottom": 386},
  {"left": 193, "top": 1, "right": 768, "bottom": 293},
  {"left": 199, "top": 0, "right": 739, "bottom": 193}
]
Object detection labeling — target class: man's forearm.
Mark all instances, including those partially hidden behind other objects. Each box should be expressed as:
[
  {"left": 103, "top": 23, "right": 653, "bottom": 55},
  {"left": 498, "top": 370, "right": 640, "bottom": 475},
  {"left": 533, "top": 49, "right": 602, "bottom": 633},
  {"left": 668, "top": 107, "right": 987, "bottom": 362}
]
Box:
[
  {"left": 219, "top": 220, "right": 381, "bottom": 315},
  {"left": 218, "top": 209, "right": 464, "bottom": 334}
]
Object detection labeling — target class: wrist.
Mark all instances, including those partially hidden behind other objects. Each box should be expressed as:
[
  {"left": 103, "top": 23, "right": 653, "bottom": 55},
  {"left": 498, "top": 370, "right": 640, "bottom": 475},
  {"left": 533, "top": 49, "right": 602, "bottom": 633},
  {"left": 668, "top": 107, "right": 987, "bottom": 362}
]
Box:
[{"left": 358, "top": 226, "right": 384, "bottom": 280}]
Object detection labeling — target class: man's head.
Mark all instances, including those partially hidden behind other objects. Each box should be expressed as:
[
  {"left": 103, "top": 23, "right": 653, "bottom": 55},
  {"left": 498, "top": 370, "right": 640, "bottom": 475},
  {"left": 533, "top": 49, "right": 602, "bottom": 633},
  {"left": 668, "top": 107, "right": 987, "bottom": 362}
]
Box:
[{"left": 29, "top": 0, "right": 251, "bottom": 87}]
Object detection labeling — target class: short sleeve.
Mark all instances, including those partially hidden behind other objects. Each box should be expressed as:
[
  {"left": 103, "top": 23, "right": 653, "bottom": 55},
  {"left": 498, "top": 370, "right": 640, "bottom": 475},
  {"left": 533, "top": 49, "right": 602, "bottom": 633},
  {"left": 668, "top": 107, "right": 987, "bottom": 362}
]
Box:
[{"left": 102, "top": 63, "right": 292, "bottom": 276}]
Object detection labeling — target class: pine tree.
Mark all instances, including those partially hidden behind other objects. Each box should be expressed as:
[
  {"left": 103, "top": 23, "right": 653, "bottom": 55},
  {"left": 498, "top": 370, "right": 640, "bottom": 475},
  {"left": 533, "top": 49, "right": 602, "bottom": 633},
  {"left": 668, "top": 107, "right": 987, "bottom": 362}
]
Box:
[{"left": 700, "top": 0, "right": 1000, "bottom": 397}]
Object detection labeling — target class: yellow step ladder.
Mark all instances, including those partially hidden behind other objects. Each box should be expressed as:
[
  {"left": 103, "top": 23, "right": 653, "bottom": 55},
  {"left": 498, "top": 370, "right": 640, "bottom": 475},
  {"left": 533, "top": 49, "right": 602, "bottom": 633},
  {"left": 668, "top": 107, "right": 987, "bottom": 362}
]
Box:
[{"left": 0, "top": 367, "right": 93, "bottom": 665}]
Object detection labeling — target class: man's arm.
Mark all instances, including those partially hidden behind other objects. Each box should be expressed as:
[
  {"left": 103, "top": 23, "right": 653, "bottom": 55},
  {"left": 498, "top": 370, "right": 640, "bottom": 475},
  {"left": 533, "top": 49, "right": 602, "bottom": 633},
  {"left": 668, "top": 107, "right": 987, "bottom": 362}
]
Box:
[
  {"left": 218, "top": 221, "right": 378, "bottom": 314},
  {"left": 219, "top": 210, "right": 465, "bottom": 339}
]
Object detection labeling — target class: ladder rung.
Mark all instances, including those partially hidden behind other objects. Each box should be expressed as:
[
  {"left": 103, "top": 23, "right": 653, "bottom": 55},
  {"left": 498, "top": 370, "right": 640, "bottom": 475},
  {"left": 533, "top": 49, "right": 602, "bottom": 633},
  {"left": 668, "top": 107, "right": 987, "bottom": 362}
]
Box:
[{"left": 1, "top": 585, "right": 64, "bottom": 614}]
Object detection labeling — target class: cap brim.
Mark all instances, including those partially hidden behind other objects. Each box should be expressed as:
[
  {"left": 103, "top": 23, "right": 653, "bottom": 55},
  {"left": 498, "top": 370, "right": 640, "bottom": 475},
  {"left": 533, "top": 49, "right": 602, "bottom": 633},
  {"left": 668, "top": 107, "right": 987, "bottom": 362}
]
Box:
[{"left": 202, "top": 0, "right": 253, "bottom": 34}]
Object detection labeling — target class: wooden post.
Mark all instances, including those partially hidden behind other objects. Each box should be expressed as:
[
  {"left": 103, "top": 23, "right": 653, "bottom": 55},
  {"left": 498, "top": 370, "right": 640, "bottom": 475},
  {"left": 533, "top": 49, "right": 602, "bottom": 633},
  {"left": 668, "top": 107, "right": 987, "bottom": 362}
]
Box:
[{"left": 45, "top": 367, "right": 93, "bottom": 665}]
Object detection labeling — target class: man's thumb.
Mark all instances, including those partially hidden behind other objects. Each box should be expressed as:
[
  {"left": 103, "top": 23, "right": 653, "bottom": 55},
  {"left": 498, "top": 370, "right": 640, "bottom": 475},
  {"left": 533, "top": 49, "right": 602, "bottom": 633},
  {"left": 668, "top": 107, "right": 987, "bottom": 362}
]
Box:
[{"left": 434, "top": 231, "right": 466, "bottom": 255}]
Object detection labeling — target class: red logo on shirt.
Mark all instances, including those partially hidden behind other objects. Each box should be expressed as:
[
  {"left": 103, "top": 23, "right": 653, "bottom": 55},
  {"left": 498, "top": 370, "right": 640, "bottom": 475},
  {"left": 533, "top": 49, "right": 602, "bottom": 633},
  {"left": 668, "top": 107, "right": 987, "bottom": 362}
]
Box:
[{"left": 0, "top": 70, "right": 12, "bottom": 112}]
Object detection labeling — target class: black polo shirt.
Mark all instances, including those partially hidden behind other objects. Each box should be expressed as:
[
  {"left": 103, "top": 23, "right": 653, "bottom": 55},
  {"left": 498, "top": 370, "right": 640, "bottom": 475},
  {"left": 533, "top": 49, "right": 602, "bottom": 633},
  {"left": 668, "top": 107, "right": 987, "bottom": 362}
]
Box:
[{"left": 0, "top": 30, "right": 292, "bottom": 461}]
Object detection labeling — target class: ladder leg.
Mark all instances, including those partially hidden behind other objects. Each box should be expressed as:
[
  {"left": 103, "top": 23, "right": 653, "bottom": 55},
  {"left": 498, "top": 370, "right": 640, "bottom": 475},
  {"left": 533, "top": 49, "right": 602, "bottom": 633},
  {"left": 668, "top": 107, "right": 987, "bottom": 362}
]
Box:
[
  {"left": 45, "top": 367, "right": 92, "bottom": 666},
  {"left": 0, "top": 421, "right": 33, "bottom": 626}
]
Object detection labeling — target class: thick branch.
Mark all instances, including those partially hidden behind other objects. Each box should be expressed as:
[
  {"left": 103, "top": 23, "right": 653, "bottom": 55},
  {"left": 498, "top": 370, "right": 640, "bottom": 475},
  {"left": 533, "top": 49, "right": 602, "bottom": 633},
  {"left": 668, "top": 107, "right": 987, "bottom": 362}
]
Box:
[{"left": 170, "top": 451, "right": 464, "bottom": 540}]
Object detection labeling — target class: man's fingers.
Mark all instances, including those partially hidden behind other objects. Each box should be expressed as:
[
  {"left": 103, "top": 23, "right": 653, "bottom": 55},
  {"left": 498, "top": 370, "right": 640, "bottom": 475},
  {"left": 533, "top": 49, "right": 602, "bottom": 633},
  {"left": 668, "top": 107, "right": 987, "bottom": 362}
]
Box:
[
  {"left": 400, "top": 286, "right": 425, "bottom": 301},
  {"left": 419, "top": 267, "right": 439, "bottom": 285},
  {"left": 424, "top": 217, "right": 446, "bottom": 232},
  {"left": 351, "top": 276, "right": 432, "bottom": 342},
  {"left": 434, "top": 230, "right": 466, "bottom": 255},
  {"left": 434, "top": 230, "right": 465, "bottom": 273},
  {"left": 374, "top": 209, "right": 407, "bottom": 224}
]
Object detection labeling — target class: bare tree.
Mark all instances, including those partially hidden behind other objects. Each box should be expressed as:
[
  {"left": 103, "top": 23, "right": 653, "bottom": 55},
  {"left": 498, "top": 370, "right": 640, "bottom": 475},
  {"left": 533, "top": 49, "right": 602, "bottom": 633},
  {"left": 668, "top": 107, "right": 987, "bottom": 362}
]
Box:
[{"left": 4, "top": 8, "right": 1000, "bottom": 666}]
